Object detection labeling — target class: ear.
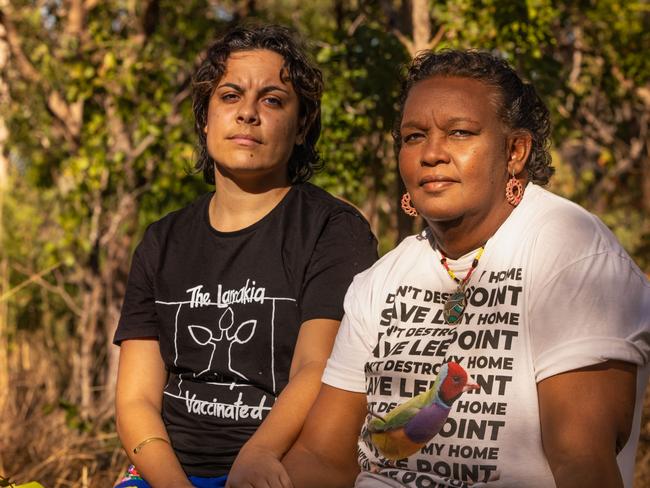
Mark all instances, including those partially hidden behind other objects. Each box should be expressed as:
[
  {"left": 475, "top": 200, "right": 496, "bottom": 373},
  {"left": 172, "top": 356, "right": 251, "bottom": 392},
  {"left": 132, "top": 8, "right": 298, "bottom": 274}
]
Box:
[
  {"left": 204, "top": 125, "right": 208, "bottom": 134},
  {"left": 506, "top": 130, "right": 532, "bottom": 176}
]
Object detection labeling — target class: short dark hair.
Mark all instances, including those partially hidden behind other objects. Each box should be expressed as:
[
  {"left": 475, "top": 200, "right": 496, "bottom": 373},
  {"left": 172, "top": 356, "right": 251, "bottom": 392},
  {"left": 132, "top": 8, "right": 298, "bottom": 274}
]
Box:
[
  {"left": 392, "top": 49, "right": 554, "bottom": 185},
  {"left": 192, "top": 24, "right": 324, "bottom": 184}
]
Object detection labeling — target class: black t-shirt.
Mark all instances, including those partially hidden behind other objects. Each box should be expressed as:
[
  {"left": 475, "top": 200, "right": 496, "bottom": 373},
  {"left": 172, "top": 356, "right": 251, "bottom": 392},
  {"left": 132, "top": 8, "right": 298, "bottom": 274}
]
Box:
[{"left": 114, "top": 182, "right": 378, "bottom": 476}]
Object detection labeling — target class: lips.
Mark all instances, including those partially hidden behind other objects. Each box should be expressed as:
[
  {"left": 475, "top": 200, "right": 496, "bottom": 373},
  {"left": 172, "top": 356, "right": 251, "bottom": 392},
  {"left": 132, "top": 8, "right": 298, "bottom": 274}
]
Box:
[
  {"left": 419, "top": 174, "right": 456, "bottom": 185},
  {"left": 227, "top": 133, "right": 262, "bottom": 145},
  {"left": 418, "top": 174, "right": 457, "bottom": 192}
]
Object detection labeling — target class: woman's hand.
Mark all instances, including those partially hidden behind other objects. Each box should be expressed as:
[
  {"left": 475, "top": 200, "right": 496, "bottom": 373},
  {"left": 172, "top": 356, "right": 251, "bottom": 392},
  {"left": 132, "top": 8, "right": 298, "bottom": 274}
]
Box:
[{"left": 226, "top": 445, "right": 293, "bottom": 488}]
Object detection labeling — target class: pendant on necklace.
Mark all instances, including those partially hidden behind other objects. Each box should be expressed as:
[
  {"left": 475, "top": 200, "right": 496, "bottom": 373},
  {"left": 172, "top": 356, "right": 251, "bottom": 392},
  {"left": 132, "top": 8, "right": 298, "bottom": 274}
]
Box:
[{"left": 443, "top": 286, "right": 467, "bottom": 324}]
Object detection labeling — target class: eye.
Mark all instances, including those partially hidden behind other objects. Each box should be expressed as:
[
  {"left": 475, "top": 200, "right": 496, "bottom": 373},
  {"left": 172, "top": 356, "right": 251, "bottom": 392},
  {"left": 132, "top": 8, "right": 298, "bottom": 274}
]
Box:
[
  {"left": 220, "top": 92, "right": 240, "bottom": 103},
  {"left": 402, "top": 132, "right": 424, "bottom": 144},
  {"left": 262, "top": 96, "right": 283, "bottom": 107},
  {"left": 449, "top": 129, "right": 475, "bottom": 137}
]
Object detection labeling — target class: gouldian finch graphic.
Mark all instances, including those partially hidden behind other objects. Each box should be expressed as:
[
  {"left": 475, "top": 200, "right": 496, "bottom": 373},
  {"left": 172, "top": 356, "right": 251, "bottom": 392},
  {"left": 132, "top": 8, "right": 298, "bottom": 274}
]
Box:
[{"left": 367, "top": 361, "right": 479, "bottom": 460}]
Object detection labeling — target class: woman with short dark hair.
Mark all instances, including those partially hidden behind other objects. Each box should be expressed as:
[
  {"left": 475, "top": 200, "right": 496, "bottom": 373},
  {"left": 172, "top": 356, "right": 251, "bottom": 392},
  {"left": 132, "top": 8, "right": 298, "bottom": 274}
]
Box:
[
  {"left": 113, "top": 24, "right": 377, "bottom": 488},
  {"left": 283, "top": 49, "right": 649, "bottom": 488}
]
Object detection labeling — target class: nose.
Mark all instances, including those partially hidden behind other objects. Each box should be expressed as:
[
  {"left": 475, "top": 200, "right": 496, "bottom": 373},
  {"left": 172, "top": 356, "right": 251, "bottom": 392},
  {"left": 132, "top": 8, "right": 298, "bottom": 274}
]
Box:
[
  {"left": 420, "top": 134, "right": 449, "bottom": 166},
  {"left": 236, "top": 99, "right": 260, "bottom": 125}
]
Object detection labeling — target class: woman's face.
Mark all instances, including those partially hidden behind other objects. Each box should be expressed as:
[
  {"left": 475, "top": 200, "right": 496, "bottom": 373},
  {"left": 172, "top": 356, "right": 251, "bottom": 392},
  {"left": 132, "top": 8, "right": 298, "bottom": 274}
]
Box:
[
  {"left": 399, "top": 75, "right": 518, "bottom": 227},
  {"left": 205, "top": 49, "right": 303, "bottom": 186}
]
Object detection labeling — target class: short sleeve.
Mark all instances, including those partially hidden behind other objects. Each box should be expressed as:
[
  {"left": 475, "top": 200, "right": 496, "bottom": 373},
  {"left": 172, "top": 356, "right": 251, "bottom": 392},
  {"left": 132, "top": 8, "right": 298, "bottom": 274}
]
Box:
[
  {"left": 113, "top": 227, "right": 160, "bottom": 344},
  {"left": 530, "top": 251, "right": 650, "bottom": 382},
  {"left": 322, "top": 273, "right": 376, "bottom": 392},
  {"left": 300, "top": 211, "right": 377, "bottom": 323}
]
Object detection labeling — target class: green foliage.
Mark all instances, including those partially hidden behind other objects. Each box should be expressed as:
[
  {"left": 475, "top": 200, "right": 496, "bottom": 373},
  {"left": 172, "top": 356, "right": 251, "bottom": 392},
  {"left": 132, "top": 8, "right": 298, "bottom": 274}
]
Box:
[
  {"left": 3, "top": 1, "right": 220, "bottom": 269},
  {"left": 313, "top": 21, "right": 408, "bottom": 200}
]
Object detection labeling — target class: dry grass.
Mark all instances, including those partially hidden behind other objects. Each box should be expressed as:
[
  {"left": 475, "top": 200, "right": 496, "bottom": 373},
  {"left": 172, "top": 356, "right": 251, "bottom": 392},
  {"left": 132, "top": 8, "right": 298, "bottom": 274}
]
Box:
[{"left": 0, "top": 336, "right": 129, "bottom": 487}]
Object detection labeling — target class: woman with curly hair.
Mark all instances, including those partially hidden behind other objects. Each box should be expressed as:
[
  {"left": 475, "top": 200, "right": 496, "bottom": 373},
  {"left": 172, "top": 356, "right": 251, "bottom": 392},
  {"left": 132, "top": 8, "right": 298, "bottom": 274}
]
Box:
[
  {"left": 113, "top": 24, "right": 377, "bottom": 488},
  {"left": 283, "top": 50, "right": 649, "bottom": 488}
]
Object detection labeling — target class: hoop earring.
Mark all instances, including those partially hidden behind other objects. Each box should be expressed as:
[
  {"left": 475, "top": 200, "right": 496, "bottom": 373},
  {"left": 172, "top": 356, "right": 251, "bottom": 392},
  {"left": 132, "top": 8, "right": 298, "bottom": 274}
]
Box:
[
  {"left": 505, "top": 171, "right": 524, "bottom": 207},
  {"left": 401, "top": 193, "right": 418, "bottom": 217}
]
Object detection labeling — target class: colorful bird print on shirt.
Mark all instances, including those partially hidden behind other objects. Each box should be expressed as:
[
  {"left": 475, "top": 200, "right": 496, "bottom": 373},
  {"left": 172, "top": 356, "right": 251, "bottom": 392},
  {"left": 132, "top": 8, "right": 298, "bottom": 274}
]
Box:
[{"left": 367, "top": 361, "right": 479, "bottom": 460}]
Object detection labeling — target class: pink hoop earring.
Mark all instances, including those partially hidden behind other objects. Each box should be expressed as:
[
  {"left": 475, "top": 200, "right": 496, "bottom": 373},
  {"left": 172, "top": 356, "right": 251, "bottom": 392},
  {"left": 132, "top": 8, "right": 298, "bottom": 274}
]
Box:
[
  {"left": 505, "top": 171, "right": 524, "bottom": 206},
  {"left": 401, "top": 193, "right": 418, "bottom": 217}
]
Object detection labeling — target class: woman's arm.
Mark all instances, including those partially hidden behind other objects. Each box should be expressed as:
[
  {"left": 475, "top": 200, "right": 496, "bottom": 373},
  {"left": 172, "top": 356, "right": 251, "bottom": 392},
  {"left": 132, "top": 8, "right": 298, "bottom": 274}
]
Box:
[
  {"left": 283, "top": 384, "right": 367, "bottom": 487},
  {"left": 226, "top": 318, "right": 341, "bottom": 488},
  {"left": 538, "top": 359, "right": 637, "bottom": 488},
  {"left": 116, "top": 339, "right": 194, "bottom": 488}
]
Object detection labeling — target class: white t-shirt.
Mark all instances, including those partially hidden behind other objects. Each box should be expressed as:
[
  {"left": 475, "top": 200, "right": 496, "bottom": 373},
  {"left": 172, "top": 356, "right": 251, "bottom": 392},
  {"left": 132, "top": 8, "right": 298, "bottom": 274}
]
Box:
[{"left": 323, "top": 184, "right": 650, "bottom": 488}]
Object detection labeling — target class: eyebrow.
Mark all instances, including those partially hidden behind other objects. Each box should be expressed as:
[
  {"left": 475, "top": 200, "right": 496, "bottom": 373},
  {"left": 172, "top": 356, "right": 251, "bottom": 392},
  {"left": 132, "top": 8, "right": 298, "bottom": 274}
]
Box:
[
  {"left": 216, "top": 82, "right": 290, "bottom": 96},
  {"left": 446, "top": 116, "right": 481, "bottom": 125},
  {"left": 401, "top": 116, "right": 481, "bottom": 129}
]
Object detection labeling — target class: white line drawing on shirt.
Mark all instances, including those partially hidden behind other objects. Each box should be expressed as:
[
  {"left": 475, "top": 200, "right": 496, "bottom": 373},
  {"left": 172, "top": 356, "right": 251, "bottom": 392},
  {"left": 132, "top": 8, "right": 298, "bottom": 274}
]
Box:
[
  {"left": 188, "top": 306, "right": 257, "bottom": 380},
  {"left": 157, "top": 292, "right": 294, "bottom": 396}
]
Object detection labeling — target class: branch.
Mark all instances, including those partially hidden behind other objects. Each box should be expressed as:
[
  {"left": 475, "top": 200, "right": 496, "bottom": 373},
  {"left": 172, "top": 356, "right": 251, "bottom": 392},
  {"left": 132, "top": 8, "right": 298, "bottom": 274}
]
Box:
[
  {"left": 428, "top": 25, "right": 446, "bottom": 51},
  {"left": 65, "top": 0, "right": 84, "bottom": 38},
  {"left": 568, "top": 25, "right": 583, "bottom": 87},
  {"left": 579, "top": 105, "right": 615, "bottom": 145},
  {"left": 636, "top": 86, "right": 650, "bottom": 108},
  {"left": 11, "top": 262, "right": 83, "bottom": 316},
  {"left": 87, "top": 167, "right": 108, "bottom": 247},
  {"left": 84, "top": 0, "right": 100, "bottom": 10},
  {"left": 104, "top": 95, "right": 132, "bottom": 155},
  {"left": 0, "top": 262, "right": 62, "bottom": 303},
  {"left": 128, "top": 134, "right": 156, "bottom": 163},
  {"left": 48, "top": 91, "right": 84, "bottom": 140},
  {"left": 1, "top": 6, "right": 84, "bottom": 142},
  {"left": 99, "top": 193, "right": 137, "bottom": 248},
  {"left": 347, "top": 12, "right": 366, "bottom": 37},
  {"left": 0, "top": 8, "right": 41, "bottom": 83},
  {"left": 392, "top": 28, "right": 415, "bottom": 57},
  {"left": 166, "top": 83, "right": 192, "bottom": 125}
]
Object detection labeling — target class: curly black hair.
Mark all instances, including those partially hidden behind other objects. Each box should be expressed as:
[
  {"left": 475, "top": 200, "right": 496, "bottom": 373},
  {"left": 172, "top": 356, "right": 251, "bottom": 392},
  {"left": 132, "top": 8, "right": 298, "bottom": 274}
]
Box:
[
  {"left": 392, "top": 49, "right": 553, "bottom": 185},
  {"left": 192, "top": 24, "right": 324, "bottom": 184}
]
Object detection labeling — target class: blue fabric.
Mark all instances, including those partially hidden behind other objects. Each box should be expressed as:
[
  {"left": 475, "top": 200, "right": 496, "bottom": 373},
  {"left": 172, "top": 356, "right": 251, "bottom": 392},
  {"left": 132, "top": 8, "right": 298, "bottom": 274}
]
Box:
[
  {"left": 189, "top": 475, "right": 228, "bottom": 488},
  {"left": 114, "top": 479, "right": 151, "bottom": 488},
  {"left": 114, "top": 470, "right": 227, "bottom": 488}
]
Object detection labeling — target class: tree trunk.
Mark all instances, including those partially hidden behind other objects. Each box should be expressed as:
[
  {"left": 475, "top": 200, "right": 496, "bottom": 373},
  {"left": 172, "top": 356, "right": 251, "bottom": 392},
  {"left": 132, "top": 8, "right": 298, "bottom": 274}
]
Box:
[
  {"left": 0, "top": 173, "right": 8, "bottom": 478},
  {"left": 0, "top": 24, "right": 10, "bottom": 424},
  {"left": 78, "top": 273, "right": 101, "bottom": 420},
  {"left": 411, "top": 0, "right": 431, "bottom": 53}
]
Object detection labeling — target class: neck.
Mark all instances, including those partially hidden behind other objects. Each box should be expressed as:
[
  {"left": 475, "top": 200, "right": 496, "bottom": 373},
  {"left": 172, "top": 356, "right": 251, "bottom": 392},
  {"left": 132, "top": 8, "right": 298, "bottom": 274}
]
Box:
[
  {"left": 427, "top": 201, "right": 514, "bottom": 259},
  {"left": 210, "top": 167, "right": 291, "bottom": 232}
]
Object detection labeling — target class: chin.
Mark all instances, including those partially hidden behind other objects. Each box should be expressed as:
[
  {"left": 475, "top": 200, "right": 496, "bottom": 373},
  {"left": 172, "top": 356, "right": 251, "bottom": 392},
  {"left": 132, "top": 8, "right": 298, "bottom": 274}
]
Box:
[
  {"left": 419, "top": 205, "right": 465, "bottom": 223},
  {"left": 220, "top": 163, "right": 289, "bottom": 183}
]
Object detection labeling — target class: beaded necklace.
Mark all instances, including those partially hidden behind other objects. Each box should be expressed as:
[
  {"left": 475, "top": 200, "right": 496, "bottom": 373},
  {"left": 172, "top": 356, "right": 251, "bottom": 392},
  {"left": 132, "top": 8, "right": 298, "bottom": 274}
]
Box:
[{"left": 439, "top": 246, "right": 484, "bottom": 324}]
